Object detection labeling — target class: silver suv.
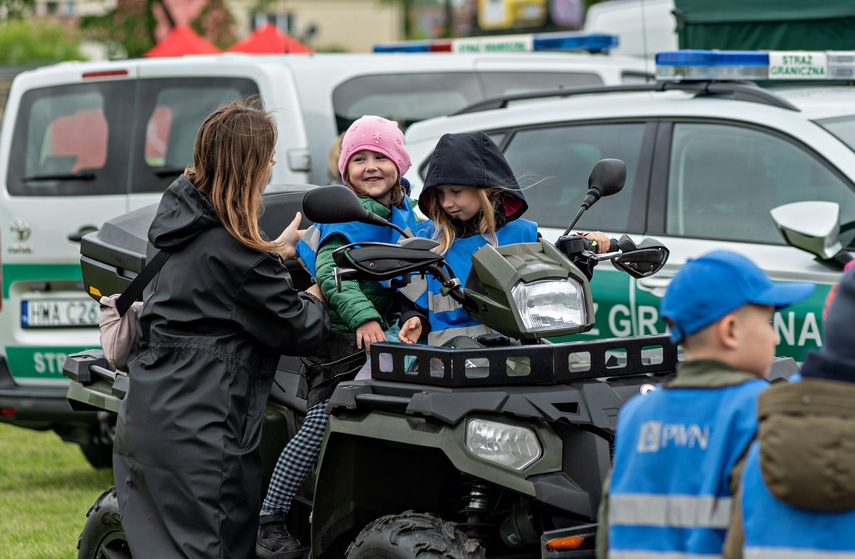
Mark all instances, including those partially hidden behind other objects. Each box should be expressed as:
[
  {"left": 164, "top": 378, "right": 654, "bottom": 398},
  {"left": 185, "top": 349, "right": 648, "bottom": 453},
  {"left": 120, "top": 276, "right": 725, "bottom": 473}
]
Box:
[{"left": 404, "top": 51, "right": 855, "bottom": 362}]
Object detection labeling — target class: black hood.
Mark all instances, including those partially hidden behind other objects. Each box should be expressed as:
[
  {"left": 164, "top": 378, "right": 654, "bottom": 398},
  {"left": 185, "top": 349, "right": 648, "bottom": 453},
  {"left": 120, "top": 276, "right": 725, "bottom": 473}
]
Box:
[
  {"left": 148, "top": 175, "right": 221, "bottom": 251},
  {"left": 419, "top": 132, "right": 528, "bottom": 222}
]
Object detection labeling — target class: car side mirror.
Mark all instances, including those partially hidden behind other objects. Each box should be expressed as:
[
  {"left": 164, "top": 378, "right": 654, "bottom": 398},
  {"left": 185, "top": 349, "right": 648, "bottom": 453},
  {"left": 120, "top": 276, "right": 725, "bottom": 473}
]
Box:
[{"left": 770, "top": 201, "right": 851, "bottom": 266}]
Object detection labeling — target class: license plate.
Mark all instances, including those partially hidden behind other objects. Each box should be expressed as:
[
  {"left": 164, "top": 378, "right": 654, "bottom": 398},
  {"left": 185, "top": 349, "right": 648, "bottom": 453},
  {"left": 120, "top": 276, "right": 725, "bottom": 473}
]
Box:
[{"left": 21, "top": 299, "right": 100, "bottom": 328}]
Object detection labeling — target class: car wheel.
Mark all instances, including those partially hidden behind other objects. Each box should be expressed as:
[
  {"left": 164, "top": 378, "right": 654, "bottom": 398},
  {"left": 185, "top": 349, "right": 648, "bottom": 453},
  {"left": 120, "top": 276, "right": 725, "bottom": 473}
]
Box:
[
  {"left": 77, "top": 486, "right": 130, "bottom": 559},
  {"left": 346, "top": 511, "right": 485, "bottom": 559}
]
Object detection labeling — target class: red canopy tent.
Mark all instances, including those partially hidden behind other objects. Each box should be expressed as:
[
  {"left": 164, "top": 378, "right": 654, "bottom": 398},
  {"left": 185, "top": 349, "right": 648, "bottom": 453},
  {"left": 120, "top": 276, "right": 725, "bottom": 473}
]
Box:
[
  {"left": 227, "top": 23, "right": 313, "bottom": 54},
  {"left": 144, "top": 25, "right": 221, "bottom": 57}
]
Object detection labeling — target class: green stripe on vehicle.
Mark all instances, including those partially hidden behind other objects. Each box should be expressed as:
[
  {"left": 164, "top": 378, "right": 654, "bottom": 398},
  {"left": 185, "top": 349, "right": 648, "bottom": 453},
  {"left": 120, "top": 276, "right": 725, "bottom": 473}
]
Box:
[
  {"left": 2, "top": 263, "right": 83, "bottom": 299},
  {"left": 6, "top": 345, "right": 98, "bottom": 380}
]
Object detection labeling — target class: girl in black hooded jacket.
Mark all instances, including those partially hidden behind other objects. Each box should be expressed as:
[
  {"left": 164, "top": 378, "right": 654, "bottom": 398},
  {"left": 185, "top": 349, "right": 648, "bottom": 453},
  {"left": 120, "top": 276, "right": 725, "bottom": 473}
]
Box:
[
  {"left": 112, "top": 98, "right": 330, "bottom": 559},
  {"left": 397, "top": 131, "right": 610, "bottom": 346}
]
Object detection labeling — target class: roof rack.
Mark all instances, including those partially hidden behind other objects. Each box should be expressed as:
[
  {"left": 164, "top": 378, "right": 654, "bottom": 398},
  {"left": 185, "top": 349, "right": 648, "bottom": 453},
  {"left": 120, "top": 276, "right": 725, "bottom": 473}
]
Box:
[{"left": 453, "top": 81, "right": 800, "bottom": 115}]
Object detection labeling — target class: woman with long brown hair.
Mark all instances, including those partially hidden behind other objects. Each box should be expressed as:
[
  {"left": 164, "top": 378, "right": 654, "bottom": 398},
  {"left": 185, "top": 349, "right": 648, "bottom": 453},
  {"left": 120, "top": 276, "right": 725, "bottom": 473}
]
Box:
[{"left": 113, "top": 98, "right": 330, "bottom": 559}]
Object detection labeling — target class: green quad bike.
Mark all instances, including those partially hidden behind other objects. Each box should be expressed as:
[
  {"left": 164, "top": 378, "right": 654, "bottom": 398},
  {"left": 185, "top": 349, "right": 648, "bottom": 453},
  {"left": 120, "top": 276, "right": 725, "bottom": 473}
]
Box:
[{"left": 64, "top": 159, "right": 795, "bottom": 558}]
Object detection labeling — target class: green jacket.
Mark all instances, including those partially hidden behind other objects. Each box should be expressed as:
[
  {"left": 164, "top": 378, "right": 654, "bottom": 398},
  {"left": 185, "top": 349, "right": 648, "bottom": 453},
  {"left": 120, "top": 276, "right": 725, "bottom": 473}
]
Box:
[
  {"left": 596, "top": 359, "right": 766, "bottom": 559},
  {"left": 315, "top": 196, "right": 401, "bottom": 334}
]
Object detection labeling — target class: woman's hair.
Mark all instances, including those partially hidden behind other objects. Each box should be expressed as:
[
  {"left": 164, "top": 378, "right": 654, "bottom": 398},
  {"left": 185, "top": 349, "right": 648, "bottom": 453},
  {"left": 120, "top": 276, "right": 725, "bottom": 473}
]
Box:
[
  {"left": 184, "top": 97, "right": 279, "bottom": 253},
  {"left": 424, "top": 187, "right": 500, "bottom": 254}
]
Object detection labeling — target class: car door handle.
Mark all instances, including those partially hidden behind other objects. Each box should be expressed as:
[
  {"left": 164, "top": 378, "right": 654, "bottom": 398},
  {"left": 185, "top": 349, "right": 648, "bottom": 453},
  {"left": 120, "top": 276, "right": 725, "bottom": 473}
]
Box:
[
  {"left": 68, "top": 225, "right": 98, "bottom": 243},
  {"left": 636, "top": 276, "right": 672, "bottom": 298}
]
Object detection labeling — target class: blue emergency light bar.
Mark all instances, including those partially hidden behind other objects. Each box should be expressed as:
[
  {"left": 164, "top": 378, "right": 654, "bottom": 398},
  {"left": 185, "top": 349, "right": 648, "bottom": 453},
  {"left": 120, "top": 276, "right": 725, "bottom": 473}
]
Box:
[
  {"left": 373, "top": 32, "right": 618, "bottom": 54},
  {"left": 656, "top": 49, "right": 855, "bottom": 81}
]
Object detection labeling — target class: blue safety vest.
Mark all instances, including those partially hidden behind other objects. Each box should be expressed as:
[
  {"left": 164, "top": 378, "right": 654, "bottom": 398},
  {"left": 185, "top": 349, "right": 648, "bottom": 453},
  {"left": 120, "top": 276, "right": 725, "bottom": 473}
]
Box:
[
  {"left": 608, "top": 379, "right": 767, "bottom": 558},
  {"left": 297, "top": 198, "right": 416, "bottom": 277},
  {"left": 400, "top": 219, "right": 537, "bottom": 345},
  {"left": 741, "top": 442, "right": 855, "bottom": 559}
]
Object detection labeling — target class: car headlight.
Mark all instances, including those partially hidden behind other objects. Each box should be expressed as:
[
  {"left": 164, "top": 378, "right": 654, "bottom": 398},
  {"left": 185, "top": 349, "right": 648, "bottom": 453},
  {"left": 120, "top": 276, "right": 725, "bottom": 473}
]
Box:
[
  {"left": 511, "top": 278, "right": 586, "bottom": 333},
  {"left": 466, "top": 418, "right": 542, "bottom": 471}
]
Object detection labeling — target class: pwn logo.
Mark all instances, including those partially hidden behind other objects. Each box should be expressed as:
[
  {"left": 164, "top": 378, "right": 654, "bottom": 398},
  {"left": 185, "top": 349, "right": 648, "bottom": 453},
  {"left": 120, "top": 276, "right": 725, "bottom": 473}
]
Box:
[
  {"left": 637, "top": 421, "right": 662, "bottom": 452},
  {"left": 637, "top": 421, "right": 710, "bottom": 452}
]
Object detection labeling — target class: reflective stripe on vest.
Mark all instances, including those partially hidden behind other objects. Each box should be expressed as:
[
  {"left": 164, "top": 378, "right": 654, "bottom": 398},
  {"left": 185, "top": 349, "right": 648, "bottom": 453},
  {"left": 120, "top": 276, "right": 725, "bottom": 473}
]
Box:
[
  {"left": 609, "top": 494, "right": 732, "bottom": 529},
  {"left": 747, "top": 550, "right": 855, "bottom": 559},
  {"left": 398, "top": 275, "right": 427, "bottom": 302},
  {"left": 430, "top": 291, "right": 460, "bottom": 314},
  {"left": 741, "top": 441, "right": 855, "bottom": 559},
  {"left": 610, "top": 551, "right": 727, "bottom": 559}
]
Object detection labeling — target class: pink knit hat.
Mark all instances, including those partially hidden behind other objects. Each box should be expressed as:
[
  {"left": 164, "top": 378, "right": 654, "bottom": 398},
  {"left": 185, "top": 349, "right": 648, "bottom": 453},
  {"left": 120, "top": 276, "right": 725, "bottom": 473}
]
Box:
[{"left": 338, "top": 115, "right": 411, "bottom": 181}]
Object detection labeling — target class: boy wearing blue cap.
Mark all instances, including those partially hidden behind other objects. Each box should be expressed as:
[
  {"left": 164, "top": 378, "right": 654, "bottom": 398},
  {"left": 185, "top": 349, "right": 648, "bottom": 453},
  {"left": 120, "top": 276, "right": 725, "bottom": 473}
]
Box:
[{"left": 597, "top": 250, "right": 813, "bottom": 559}]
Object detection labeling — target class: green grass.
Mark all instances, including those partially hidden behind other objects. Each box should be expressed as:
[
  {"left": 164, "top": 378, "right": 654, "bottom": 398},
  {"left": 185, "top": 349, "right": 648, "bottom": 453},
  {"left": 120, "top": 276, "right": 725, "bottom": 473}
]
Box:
[{"left": 0, "top": 423, "right": 114, "bottom": 559}]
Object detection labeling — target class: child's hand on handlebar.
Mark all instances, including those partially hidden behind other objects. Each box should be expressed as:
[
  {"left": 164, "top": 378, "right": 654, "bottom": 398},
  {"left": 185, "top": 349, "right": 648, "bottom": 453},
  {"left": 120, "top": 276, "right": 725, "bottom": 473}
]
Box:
[
  {"left": 275, "top": 212, "right": 305, "bottom": 261},
  {"left": 584, "top": 231, "right": 611, "bottom": 254}
]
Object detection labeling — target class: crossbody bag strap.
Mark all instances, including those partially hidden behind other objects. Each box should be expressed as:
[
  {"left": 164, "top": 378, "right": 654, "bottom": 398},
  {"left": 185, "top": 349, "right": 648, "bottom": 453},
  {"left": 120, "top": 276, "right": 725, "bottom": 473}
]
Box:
[{"left": 115, "top": 250, "right": 172, "bottom": 316}]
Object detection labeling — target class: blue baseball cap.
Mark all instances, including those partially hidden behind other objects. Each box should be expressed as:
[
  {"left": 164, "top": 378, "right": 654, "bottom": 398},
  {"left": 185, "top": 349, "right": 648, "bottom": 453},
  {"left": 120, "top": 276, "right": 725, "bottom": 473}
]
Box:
[{"left": 661, "top": 250, "right": 815, "bottom": 343}]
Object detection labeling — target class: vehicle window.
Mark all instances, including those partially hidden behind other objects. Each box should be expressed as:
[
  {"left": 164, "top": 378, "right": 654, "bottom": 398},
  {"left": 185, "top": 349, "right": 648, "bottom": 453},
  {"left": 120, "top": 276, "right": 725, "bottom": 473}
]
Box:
[
  {"left": 666, "top": 123, "right": 855, "bottom": 244},
  {"left": 478, "top": 71, "right": 602, "bottom": 97},
  {"left": 501, "top": 123, "right": 646, "bottom": 232},
  {"left": 816, "top": 115, "right": 855, "bottom": 152},
  {"left": 8, "top": 81, "right": 135, "bottom": 196},
  {"left": 333, "top": 73, "right": 483, "bottom": 134},
  {"left": 132, "top": 78, "right": 259, "bottom": 193}
]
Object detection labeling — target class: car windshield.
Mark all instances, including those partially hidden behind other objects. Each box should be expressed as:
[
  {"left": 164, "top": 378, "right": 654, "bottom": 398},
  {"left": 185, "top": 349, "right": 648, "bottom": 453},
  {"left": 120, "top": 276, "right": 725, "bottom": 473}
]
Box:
[{"left": 815, "top": 115, "right": 855, "bottom": 152}]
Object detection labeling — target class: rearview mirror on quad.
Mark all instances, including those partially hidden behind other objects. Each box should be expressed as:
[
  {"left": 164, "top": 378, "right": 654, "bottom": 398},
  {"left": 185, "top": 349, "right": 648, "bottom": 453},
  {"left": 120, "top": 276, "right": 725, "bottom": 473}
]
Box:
[
  {"left": 303, "top": 185, "right": 374, "bottom": 224},
  {"left": 564, "top": 158, "right": 626, "bottom": 235},
  {"left": 585, "top": 158, "right": 626, "bottom": 206}
]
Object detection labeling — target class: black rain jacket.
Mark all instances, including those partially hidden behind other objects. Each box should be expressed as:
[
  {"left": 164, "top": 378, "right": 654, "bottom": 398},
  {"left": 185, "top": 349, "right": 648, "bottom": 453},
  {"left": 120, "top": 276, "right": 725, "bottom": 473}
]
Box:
[{"left": 113, "top": 176, "right": 330, "bottom": 559}]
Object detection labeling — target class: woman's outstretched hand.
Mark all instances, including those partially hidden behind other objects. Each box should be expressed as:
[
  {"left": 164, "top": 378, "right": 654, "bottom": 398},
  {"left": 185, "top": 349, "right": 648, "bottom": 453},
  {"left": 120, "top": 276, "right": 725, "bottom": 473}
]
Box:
[{"left": 276, "top": 212, "right": 304, "bottom": 261}]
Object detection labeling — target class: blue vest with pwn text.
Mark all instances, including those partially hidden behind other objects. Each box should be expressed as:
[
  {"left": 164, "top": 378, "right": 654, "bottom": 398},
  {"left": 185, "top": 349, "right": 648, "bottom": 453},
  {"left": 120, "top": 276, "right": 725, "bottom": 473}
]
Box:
[
  {"left": 608, "top": 378, "right": 767, "bottom": 558},
  {"left": 410, "top": 219, "right": 537, "bottom": 344},
  {"left": 741, "top": 442, "right": 855, "bottom": 559}
]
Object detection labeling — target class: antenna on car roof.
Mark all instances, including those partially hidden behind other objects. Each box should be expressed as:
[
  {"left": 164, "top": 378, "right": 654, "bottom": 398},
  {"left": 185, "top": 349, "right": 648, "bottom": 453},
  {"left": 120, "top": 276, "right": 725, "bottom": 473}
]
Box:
[{"left": 640, "top": 0, "right": 653, "bottom": 81}]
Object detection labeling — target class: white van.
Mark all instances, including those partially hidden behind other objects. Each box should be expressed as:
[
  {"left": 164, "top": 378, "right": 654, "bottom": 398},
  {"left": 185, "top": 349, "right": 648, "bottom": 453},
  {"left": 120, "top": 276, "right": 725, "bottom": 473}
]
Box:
[
  {"left": 0, "top": 46, "right": 652, "bottom": 466},
  {"left": 583, "top": 0, "right": 678, "bottom": 60}
]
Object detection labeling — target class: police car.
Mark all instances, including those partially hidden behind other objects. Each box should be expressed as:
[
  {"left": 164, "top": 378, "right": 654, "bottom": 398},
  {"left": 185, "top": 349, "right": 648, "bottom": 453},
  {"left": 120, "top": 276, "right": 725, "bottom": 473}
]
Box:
[
  {"left": 0, "top": 33, "right": 651, "bottom": 466},
  {"left": 403, "top": 49, "right": 855, "bottom": 362}
]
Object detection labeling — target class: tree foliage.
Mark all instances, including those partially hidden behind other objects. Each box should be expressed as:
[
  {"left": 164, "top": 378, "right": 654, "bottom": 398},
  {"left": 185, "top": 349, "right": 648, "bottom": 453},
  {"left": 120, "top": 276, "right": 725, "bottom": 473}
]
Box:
[
  {"left": 0, "top": 19, "right": 83, "bottom": 63},
  {"left": 0, "top": 0, "right": 35, "bottom": 19}
]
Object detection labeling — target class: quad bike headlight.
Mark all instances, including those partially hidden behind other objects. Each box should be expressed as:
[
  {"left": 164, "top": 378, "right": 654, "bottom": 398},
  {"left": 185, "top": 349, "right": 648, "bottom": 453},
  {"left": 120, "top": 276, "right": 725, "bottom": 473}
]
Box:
[
  {"left": 466, "top": 418, "right": 542, "bottom": 471},
  {"left": 511, "top": 278, "right": 587, "bottom": 334}
]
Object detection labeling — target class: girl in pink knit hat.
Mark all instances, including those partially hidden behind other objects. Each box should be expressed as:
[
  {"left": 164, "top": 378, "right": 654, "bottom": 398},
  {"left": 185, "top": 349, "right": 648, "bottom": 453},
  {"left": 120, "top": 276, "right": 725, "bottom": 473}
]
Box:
[
  {"left": 337, "top": 114, "right": 412, "bottom": 204},
  {"left": 257, "top": 115, "right": 417, "bottom": 559}
]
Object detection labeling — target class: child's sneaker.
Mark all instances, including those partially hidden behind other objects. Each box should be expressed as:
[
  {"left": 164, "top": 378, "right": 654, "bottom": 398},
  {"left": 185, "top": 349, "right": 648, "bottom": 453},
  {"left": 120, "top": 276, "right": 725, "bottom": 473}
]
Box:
[{"left": 256, "top": 513, "right": 305, "bottom": 559}]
